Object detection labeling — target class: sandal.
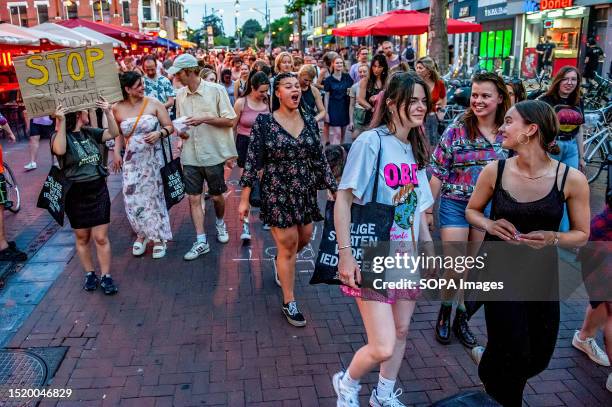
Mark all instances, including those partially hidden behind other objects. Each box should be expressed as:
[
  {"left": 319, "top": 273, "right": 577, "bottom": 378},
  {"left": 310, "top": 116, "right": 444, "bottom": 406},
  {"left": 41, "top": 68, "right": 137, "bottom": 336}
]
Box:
[
  {"left": 152, "top": 240, "right": 166, "bottom": 259},
  {"left": 132, "top": 238, "right": 149, "bottom": 256}
]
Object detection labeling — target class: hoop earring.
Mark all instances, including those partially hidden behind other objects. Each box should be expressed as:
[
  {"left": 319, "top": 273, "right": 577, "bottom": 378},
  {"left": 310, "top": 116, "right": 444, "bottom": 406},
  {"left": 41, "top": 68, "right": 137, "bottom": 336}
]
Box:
[{"left": 518, "top": 133, "right": 531, "bottom": 145}]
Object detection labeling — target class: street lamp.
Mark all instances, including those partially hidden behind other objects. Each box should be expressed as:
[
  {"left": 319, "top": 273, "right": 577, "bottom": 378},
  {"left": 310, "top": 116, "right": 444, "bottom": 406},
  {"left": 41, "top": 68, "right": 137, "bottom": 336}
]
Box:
[{"left": 249, "top": 0, "right": 270, "bottom": 53}]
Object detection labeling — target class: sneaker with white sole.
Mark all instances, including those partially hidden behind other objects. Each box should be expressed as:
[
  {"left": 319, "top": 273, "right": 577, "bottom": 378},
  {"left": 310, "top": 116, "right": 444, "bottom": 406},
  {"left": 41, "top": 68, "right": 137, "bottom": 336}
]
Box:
[
  {"left": 607, "top": 373, "right": 612, "bottom": 392},
  {"left": 24, "top": 162, "right": 37, "bottom": 171},
  {"left": 332, "top": 371, "right": 361, "bottom": 407},
  {"left": 281, "top": 301, "right": 306, "bottom": 327},
  {"left": 370, "top": 388, "right": 405, "bottom": 407},
  {"left": 216, "top": 222, "right": 229, "bottom": 243},
  {"left": 240, "top": 222, "right": 251, "bottom": 241},
  {"left": 184, "top": 241, "right": 210, "bottom": 260},
  {"left": 572, "top": 330, "right": 610, "bottom": 366},
  {"left": 471, "top": 346, "right": 485, "bottom": 366}
]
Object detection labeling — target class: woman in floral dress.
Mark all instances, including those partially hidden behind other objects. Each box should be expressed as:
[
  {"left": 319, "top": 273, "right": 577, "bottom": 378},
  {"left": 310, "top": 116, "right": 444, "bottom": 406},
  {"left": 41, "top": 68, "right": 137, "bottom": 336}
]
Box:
[
  {"left": 238, "top": 72, "right": 337, "bottom": 327},
  {"left": 112, "top": 72, "right": 174, "bottom": 259}
]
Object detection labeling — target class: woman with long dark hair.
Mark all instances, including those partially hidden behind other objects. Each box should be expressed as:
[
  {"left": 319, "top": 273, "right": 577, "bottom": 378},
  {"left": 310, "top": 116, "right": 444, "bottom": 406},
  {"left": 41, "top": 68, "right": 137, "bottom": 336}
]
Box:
[
  {"left": 466, "top": 100, "right": 590, "bottom": 406},
  {"left": 538, "top": 65, "right": 585, "bottom": 232},
  {"left": 505, "top": 78, "right": 527, "bottom": 105},
  {"left": 415, "top": 56, "right": 446, "bottom": 146},
  {"left": 220, "top": 68, "right": 235, "bottom": 105},
  {"left": 52, "top": 97, "right": 121, "bottom": 295},
  {"left": 238, "top": 72, "right": 336, "bottom": 327},
  {"left": 357, "top": 54, "right": 389, "bottom": 131},
  {"left": 112, "top": 71, "right": 174, "bottom": 259},
  {"left": 333, "top": 73, "right": 434, "bottom": 406},
  {"left": 234, "top": 71, "right": 270, "bottom": 241},
  {"left": 428, "top": 72, "right": 511, "bottom": 349},
  {"left": 233, "top": 62, "right": 250, "bottom": 99}
]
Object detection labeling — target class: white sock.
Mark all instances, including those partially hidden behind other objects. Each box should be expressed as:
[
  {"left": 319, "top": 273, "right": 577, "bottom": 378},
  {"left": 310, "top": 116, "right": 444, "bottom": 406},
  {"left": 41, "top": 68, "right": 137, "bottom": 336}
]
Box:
[
  {"left": 197, "top": 234, "right": 207, "bottom": 243},
  {"left": 376, "top": 375, "right": 396, "bottom": 399},
  {"left": 341, "top": 370, "right": 360, "bottom": 390},
  {"left": 216, "top": 218, "right": 225, "bottom": 226}
]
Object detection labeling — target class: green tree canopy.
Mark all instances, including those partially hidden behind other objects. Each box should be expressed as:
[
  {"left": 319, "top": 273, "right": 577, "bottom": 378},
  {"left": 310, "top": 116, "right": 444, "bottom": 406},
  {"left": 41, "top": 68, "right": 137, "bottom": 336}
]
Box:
[{"left": 241, "top": 19, "right": 263, "bottom": 39}]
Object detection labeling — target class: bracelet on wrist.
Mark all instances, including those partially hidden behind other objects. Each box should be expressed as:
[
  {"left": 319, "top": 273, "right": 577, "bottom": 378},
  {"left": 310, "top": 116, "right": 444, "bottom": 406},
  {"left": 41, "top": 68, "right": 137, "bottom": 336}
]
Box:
[
  {"left": 426, "top": 212, "right": 433, "bottom": 215},
  {"left": 338, "top": 244, "right": 351, "bottom": 251}
]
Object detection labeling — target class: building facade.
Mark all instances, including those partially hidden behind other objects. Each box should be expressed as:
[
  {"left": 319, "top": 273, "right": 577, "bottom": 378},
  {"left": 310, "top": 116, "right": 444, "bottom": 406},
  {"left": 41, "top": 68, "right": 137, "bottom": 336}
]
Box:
[{"left": 0, "top": 0, "right": 187, "bottom": 39}]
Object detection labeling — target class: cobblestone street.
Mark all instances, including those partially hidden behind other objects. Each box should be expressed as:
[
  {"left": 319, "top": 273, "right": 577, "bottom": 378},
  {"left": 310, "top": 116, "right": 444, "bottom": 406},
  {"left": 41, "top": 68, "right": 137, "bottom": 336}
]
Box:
[{"left": 0, "top": 139, "right": 610, "bottom": 406}]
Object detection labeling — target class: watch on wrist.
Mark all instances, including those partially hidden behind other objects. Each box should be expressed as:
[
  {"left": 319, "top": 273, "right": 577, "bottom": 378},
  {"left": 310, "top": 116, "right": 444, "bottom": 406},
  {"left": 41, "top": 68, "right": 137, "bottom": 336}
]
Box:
[{"left": 552, "top": 232, "right": 559, "bottom": 246}]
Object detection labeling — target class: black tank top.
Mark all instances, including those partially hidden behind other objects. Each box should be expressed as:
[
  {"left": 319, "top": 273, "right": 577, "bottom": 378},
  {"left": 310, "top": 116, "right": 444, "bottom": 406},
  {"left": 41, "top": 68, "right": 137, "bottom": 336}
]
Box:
[
  {"left": 486, "top": 159, "right": 569, "bottom": 241},
  {"left": 300, "top": 86, "right": 317, "bottom": 116}
]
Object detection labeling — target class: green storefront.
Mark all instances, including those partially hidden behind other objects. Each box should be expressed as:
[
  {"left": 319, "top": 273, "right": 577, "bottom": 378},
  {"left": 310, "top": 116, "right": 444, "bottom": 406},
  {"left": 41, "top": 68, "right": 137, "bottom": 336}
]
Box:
[{"left": 477, "top": 2, "right": 515, "bottom": 74}]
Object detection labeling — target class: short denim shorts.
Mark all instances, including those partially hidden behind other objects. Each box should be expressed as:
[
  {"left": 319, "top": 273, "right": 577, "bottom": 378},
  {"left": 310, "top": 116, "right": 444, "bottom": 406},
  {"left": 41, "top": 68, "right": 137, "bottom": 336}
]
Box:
[{"left": 439, "top": 197, "right": 491, "bottom": 229}]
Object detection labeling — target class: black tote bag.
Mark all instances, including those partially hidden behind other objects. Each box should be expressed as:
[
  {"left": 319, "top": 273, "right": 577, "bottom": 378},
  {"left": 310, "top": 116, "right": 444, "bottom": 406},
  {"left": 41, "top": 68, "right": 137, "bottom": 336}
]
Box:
[
  {"left": 160, "top": 137, "right": 185, "bottom": 210},
  {"left": 37, "top": 165, "right": 73, "bottom": 227},
  {"left": 310, "top": 133, "right": 395, "bottom": 286}
]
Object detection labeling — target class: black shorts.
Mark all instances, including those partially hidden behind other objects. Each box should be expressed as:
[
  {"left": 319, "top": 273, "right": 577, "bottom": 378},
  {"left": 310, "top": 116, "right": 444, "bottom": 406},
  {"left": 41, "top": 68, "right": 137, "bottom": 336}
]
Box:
[
  {"left": 236, "top": 134, "right": 250, "bottom": 168},
  {"left": 0, "top": 173, "right": 7, "bottom": 207},
  {"left": 183, "top": 163, "right": 227, "bottom": 196},
  {"left": 29, "top": 120, "right": 55, "bottom": 138}
]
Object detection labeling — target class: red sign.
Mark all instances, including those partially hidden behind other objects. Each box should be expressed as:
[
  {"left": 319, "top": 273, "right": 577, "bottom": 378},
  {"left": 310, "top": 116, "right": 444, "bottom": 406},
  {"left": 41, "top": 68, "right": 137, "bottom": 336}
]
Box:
[
  {"left": 521, "top": 47, "right": 538, "bottom": 79},
  {"left": 540, "top": 0, "right": 573, "bottom": 11}
]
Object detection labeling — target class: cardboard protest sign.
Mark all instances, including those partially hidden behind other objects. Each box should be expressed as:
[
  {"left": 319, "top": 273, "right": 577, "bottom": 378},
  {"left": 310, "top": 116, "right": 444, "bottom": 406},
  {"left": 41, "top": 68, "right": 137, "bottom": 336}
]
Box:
[{"left": 14, "top": 43, "right": 122, "bottom": 118}]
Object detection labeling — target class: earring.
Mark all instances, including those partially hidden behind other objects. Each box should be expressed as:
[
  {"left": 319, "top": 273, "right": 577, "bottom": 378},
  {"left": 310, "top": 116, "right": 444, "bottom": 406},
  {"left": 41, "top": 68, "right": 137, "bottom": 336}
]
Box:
[{"left": 518, "top": 133, "right": 531, "bottom": 145}]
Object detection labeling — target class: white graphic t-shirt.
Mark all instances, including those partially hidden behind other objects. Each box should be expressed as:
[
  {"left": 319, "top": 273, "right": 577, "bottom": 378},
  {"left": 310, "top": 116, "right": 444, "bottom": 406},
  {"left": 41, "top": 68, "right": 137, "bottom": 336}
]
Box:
[{"left": 339, "top": 126, "right": 434, "bottom": 247}]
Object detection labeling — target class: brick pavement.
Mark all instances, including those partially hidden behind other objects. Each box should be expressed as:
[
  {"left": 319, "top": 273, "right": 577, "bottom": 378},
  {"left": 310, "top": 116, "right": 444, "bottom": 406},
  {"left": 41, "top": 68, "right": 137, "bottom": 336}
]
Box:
[{"left": 1, "top": 162, "right": 611, "bottom": 406}]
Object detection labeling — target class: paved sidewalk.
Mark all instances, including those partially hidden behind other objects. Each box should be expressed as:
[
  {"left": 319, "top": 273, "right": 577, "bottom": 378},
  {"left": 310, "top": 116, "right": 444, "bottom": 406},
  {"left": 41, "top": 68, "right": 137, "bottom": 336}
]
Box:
[{"left": 0, "top": 165, "right": 611, "bottom": 406}]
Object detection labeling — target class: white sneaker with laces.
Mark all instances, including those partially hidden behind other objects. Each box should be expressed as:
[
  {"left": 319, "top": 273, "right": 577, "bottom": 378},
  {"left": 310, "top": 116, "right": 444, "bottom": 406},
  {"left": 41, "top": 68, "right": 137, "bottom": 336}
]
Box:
[
  {"left": 216, "top": 222, "right": 229, "bottom": 243},
  {"left": 572, "top": 330, "right": 610, "bottom": 366},
  {"left": 370, "top": 388, "right": 405, "bottom": 407},
  {"left": 471, "top": 346, "right": 485, "bottom": 365},
  {"left": 24, "top": 162, "right": 37, "bottom": 171},
  {"left": 332, "top": 371, "right": 360, "bottom": 407},
  {"left": 183, "top": 240, "right": 210, "bottom": 260},
  {"left": 240, "top": 222, "right": 251, "bottom": 241}
]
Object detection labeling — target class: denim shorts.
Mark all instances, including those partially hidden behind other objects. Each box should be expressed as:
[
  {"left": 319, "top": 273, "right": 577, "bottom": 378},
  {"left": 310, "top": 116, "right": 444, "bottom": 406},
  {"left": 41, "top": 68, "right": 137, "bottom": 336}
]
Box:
[{"left": 439, "top": 197, "right": 491, "bottom": 229}]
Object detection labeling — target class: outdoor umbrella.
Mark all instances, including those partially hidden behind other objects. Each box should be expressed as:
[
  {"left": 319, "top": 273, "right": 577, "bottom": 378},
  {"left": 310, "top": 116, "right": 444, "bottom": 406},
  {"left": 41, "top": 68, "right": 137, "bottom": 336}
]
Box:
[
  {"left": 0, "top": 23, "right": 82, "bottom": 47},
  {"left": 32, "top": 22, "right": 98, "bottom": 47},
  {"left": 72, "top": 27, "right": 127, "bottom": 48},
  {"left": 332, "top": 10, "right": 482, "bottom": 36},
  {"left": 57, "top": 19, "right": 145, "bottom": 41}
]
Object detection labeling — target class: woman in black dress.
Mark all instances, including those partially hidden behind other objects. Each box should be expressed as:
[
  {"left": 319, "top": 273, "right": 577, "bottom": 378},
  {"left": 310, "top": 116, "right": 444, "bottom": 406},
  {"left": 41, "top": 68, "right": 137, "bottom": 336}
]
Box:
[
  {"left": 466, "top": 100, "right": 590, "bottom": 406},
  {"left": 238, "top": 72, "right": 337, "bottom": 327},
  {"left": 324, "top": 56, "right": 353, "bottom": 144}
]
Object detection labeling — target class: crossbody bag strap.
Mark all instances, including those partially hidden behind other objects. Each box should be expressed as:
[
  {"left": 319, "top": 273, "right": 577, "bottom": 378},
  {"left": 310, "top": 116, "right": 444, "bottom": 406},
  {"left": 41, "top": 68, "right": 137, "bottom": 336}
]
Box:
[
  {"left": 371, "top": 130, "right": 384, "bottom": 203},
  {"left": 160, "top": 133, "right": 173, "bottom": 165},
  {"left": 125, "top": 98, "right": 149, "bottom": 145}
]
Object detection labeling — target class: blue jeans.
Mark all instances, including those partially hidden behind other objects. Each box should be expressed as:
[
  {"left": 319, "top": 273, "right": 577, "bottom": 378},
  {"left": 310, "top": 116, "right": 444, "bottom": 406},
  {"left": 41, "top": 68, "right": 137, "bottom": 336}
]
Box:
[
  {"left": 439, "top": 197, "right": 491, "bottom": 229},
  {"left": 550, "top": 138, "right": 579, "bottom": 232}
]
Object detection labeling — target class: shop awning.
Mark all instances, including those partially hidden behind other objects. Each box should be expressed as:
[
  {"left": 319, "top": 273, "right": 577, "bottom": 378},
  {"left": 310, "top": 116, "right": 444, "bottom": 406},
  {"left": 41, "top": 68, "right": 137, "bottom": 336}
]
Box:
[
  {"left": 0, "top": 29, "right": 38, "bottom": 46},
  {"left": 32, "top": 23, "right": 98, "bottom": 47},
  {"left": 174, "top": 39, "right": 197, "bottom": 49},
  {"left": 57, "top": 19, "right": 145, "bottom": 41},
  {"left": 332, "top": 10, "right": 482, "bottom": 36},
  {"left": 72, "top": 27, "right": 127, "bottom": 48},
  {"left": 140, "top": 37, "right": 180, "bottom": 50},
  {"left": 0, "top": 23, "right": 82, "bottom": 47}
]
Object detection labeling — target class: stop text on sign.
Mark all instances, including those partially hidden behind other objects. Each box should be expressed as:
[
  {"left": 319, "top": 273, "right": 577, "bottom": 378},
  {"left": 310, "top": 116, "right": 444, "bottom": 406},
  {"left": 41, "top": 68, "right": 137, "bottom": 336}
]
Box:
[
  {"left": 540, "top": 0, "right": 573, "bottom": 11},
  {"left": 25, "top": 48, "right": 104, "bottom": 86}
]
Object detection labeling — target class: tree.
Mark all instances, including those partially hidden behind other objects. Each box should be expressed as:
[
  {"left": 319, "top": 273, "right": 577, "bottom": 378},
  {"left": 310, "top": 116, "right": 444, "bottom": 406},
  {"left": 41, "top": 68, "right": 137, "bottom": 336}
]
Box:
[
  {"left": 428, "top": 0, "right": 449, "bottom": 73},
  {"left": 269, "top": 17, "right": 293, "bottom": 49},
  {"left": 202, "top": 14, "right": 225, "bottom": 38},
  {"left": 241, "top": 19, "right": 262, "bottom": 39},
  {"left": 286, "top": 0, "right": 320, "bottom": 51}
]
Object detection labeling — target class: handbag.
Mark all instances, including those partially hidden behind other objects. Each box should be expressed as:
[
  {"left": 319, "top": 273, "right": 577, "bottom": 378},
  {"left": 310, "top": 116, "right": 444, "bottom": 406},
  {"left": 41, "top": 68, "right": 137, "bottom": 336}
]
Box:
[
  {"left": 353, "top": 108, "right": 367, "bottom": 127},
  {"left": 160, "top": 136, "right": 185, "bottom": 210},
  {"left": 310, "top": 132, "right": 395, "bottom": 287},
  {"left": 37, "top": 165, "right": 73, "bottom": 227}
]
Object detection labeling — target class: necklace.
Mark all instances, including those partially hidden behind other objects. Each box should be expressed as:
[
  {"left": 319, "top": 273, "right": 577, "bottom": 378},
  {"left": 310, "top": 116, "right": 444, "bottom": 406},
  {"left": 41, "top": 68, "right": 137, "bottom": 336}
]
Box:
[
  {"left": 393, "top": 135, "right": 410, "bottom": 154},
  {"left": 518, "top": 160, "right": 553, "bottom": 180}
]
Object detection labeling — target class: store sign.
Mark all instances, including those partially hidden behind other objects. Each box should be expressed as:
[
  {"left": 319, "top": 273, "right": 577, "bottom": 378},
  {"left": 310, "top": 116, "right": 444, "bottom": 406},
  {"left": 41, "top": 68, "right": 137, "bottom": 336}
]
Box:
[
  {"left": 13, "top": 44, "right": 122, "bottom": 117},
  {"left": 477, "top": 2, "right": 509, "bottom": 22},
  {"left": 540, "top": 0, "right": 573, "bottom": 11},
  {"left": 459, "top": 6, "right": 471, "bottom": 17}
]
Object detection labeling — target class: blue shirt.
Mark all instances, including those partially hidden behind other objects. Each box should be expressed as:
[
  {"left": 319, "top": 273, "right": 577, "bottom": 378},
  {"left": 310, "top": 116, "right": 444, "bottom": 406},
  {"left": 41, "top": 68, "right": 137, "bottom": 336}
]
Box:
[{"left": 143, "top": 75, "right": 176, "bottom": 104}]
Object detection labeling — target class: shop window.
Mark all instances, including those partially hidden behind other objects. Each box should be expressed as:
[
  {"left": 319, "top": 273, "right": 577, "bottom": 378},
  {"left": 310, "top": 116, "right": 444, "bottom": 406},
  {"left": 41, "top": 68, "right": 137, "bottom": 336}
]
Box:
[
  {"left": 143, "top": 0, "right": 152, "bottom": 21},
  {"left": 9, "top": 5, "right": 28, "bottom": 27},
  {"left": 37, "top": 4, "right": 49, "bottom": 23},
  {"left": 92, "top": 0, "right": 110, "bottom": 23},
  {"left": 479, "top": 30, "right": 513, "bottom": 74},
  {"left": 66, "top": 2, "right": 78, "bottom": 19},
  {"left": 122, "top": 1, "right": 130, "bottom": 24}
]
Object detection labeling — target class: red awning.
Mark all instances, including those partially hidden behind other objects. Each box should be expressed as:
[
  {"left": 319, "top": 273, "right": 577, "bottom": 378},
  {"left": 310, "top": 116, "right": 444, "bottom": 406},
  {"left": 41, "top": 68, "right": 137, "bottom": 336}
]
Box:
[
  {"left": 332, "top": 10, "right": 482, "bottom": 37},
  {"left": 57, "top": 19, "right": 145, "bottom": 41}
]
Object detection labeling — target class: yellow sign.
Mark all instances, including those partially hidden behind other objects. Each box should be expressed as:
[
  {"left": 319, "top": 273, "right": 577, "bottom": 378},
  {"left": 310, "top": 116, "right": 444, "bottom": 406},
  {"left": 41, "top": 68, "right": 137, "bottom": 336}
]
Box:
[{"left": 14, "top": 44, "right": 122, "bottom": 117}]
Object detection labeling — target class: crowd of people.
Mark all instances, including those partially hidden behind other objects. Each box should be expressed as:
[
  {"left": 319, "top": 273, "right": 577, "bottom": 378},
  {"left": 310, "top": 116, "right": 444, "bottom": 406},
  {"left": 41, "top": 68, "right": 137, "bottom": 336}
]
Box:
[{"left": 0, "top": 42, "right": 609, "bottom": 406}]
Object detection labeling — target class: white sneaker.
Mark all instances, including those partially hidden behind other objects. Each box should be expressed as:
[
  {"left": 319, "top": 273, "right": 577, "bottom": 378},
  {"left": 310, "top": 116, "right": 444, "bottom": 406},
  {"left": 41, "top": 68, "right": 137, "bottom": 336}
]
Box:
[
  {"left": 471, "top": 346, "right": 485, "bottom": 366},
  {"left": 607, "top": 373, "right": 612, "bottom": 392},
  {"left": 332, "top": 371, "right": 360, "bottom": 407},
  {"left": 24, "top": 162, "right": 37, "bottom": 171},
  {"left": 572, "top": 330, "right": 610, "bottom": 366},
  {"left": 240, "top": 222, "right": 251, "bottom": 241},
  {"left": 370, "top": 388, "right": 405, "bottom": 407},
  {"left": 183, "top": 240, "right": 210, "bottom": 260},
  {"left": 216, "top": 221, "right": 229, "bottom": 243}
]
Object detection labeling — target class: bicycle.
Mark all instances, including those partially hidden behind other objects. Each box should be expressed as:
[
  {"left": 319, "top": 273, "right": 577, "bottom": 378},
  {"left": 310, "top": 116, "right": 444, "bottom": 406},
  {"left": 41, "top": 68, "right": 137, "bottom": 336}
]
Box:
[
  {"left": 583, "top": 105, "right": 612, "bottom": 184},
  {"left": 1, "top": 162, "right": 21, "bottom": 213}
]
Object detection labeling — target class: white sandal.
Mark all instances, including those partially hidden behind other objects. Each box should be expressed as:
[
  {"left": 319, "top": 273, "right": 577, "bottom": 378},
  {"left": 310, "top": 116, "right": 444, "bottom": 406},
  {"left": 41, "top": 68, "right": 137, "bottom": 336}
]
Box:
[
  {"left": 132, "top": 238, "right": 149, "bottom": 256},
  {"left": 152, "top": 240, "right": 166, "bottom": 259}
]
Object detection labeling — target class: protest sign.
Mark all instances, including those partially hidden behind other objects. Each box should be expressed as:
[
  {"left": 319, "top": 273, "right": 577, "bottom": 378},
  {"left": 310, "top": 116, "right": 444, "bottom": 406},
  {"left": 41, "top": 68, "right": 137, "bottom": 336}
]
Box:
[{"left": 14, "top": 43, "right": 122, "bottom": 117}]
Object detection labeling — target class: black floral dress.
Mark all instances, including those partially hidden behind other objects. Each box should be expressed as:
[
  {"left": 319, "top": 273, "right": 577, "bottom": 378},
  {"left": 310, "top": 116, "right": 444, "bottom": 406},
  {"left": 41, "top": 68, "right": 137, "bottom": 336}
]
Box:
[{"left": 240, "top": 112, "right": 337, "bottom": 228}]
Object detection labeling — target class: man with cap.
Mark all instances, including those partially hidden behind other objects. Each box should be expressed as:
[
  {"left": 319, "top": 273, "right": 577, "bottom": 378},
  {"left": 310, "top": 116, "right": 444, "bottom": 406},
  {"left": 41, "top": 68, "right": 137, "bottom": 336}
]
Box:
[{"left": 168, "top": 54, "right": 238, "bottom": 261}]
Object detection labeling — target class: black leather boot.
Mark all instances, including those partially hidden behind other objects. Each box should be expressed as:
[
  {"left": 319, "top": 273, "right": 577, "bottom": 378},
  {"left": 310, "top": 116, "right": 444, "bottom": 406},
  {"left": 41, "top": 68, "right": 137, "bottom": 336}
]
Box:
[
  {"left": 452, "top": 308, "right": 478, "bottom": 348},
  {"left": 435, "top": 304, "right": 452, "bottom": 344}
]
